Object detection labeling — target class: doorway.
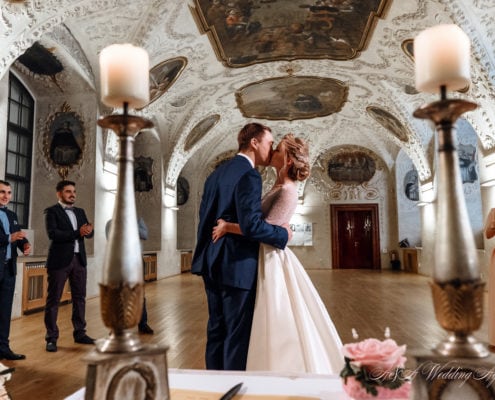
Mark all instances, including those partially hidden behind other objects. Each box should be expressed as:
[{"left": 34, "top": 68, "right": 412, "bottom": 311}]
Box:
[{"left": 331, "top": 204, "right": 380, "bottom": 269}]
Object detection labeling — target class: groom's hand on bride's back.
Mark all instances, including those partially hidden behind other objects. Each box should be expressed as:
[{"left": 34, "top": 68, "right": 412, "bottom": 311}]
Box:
[{"left": 282, "top": 223, "right": 293, "bottom": 242}]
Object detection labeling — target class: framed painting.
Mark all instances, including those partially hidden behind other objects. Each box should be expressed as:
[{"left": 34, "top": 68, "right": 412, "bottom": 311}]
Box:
[
  {"left": 43, "top": 102, "right": 84, "bottom": 178},
  {"left": 134, "top": 156, "right": 154, "bottom": 192},
  {"left": 176, "top": 176, "right": 190, "bottom": 206},
  {"left": 236, "top": 76, "right": 347, "bottom": 121},
  {"left": 192, "top": 0, "right": 391, "bottom": 67}
]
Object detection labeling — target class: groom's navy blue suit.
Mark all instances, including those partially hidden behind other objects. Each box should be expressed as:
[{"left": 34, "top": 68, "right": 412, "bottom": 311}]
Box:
[{"left": 192, "top": 155, "right": 288, "bottom": 370}]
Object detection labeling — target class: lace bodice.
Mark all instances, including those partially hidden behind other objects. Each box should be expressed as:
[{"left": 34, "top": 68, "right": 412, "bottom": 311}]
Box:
[{"left": 261, "top": 182, "right": 298, "bottom": 226}]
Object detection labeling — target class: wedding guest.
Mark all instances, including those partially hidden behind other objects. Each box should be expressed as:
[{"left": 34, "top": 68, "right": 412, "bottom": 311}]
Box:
[
  {"left": 44, "top": 180, "right": 95, "bottom": 352},
  {"left": 0, "top": 180, "right": 30, "bottom": 360}
]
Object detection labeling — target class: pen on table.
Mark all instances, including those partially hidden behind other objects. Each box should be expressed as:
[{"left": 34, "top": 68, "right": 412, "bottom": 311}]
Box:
[{"left": 219, "top": 382, "right": 243, "bottom": 400}]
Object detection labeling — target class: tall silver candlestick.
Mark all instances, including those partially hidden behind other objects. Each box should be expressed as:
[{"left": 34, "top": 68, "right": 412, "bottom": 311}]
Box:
[
  {"left": 96, "top": 104, "right": 153, "bottom": 353},
  {"left": 414, "top": 92, "right": 488, "bottom": 358}
]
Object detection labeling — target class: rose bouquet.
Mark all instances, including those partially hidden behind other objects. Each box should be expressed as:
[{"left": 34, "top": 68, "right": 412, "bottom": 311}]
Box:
[{"left": 339, "top": 333, "right": 411, "bottom": 399}]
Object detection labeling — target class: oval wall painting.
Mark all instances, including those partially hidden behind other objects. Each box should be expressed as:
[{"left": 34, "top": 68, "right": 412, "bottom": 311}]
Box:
[
  {"left": 366, "top": 106, "right": 409, "bottom": 142},
  {"left": 184, "top": 114, "right": 220, "bottom": 151},
  {"left": 139, "top": 57, "right": 187, "bottom": 109}
]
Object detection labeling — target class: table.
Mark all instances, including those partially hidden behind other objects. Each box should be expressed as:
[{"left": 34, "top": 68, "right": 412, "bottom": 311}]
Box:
[{"left": 66, "top": 368, "right": 349, "bottom": 399}]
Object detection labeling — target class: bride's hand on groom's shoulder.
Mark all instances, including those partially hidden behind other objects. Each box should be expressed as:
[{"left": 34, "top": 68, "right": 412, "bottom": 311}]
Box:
[{"left": 212, "top": 218, "right": 227, "bottom": 243}]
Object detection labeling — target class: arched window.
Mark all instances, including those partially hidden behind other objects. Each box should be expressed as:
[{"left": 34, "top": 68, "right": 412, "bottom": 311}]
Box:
[{"left": 6, "top": 74, "right": 34, "bottom": 227}]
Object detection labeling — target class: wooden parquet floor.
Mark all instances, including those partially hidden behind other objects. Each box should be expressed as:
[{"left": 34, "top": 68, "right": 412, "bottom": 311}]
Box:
[{"left": 3, "top": 269, "right": 490, "bottom": 399}]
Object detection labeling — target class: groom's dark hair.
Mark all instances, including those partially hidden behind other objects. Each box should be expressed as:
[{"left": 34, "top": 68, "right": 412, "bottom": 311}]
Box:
[{"left": 238, "top": 122, "right": 271, "bottom": 151}]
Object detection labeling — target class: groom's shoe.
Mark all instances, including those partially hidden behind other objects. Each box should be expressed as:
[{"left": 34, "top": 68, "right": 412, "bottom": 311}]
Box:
[
  {"left": 138, "top": 324, "right": 154, "bottom": 335},
  {"left": 0, "top": 350, "right": 26, "bottom": 360},
  {"left": 74, "top": 334, "right": 95, "bottom": 345},
  {"left": 46, "top": 341, "right": 57, "bottom": 352}
]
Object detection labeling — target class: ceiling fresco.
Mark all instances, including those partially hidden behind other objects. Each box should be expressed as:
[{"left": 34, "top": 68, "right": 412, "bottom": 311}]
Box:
[
  {"left": 193, "top": 0, "right": 391, "bottom": 66},
  {"left": 236, "top": 76, "right": 348, "bottom": 120}
]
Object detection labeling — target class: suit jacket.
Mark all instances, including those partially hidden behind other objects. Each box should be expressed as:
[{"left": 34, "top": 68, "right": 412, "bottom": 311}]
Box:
[
  {"left": 192, "top": 155, "right": 288, "bottom": 290},
  {"left": 44, "top": 203, "right": 94, "bottom": 270},
  {"left": 0, "top": 208, "right": 29, "bottom": 275}
]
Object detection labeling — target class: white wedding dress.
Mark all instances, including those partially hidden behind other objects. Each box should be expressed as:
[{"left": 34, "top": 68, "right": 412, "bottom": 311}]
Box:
[{"left": 246, "top": 183, "right": 344, "bottom": 374}]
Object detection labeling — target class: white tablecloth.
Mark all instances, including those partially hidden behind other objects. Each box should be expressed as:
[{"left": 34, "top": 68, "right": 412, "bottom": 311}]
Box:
[{"left": 66, "top": 368, "right": 349, "bottom": 399}]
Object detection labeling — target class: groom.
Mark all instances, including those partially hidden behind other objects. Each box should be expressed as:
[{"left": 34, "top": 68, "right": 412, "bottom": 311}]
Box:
[{"left": 192, "top": 122, "right": 291, "bottom": 370}]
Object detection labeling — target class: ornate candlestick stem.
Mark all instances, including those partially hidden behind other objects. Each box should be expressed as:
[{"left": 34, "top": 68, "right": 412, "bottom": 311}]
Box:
[
  {"left": 96, "top": 103, "right": 153, "bottom": 353},
  {"left": 414, "top": 94, "right": 489, "bottom": 358}
]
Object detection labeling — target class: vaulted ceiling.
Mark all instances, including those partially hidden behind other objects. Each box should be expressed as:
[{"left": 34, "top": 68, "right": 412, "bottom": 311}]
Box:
[{"left": 1, "top": 0, "right": 495, "bottom": 189}]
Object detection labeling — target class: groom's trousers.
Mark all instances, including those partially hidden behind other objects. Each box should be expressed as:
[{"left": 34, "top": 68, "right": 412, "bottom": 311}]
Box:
[{"left": 202, "top": 271, "right": 256, "bottom": 370}]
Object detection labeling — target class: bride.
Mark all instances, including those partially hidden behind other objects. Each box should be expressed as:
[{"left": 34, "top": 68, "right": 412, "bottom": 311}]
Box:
[{"left": 212, "top": 133, "right": 343, "bottom": 374}]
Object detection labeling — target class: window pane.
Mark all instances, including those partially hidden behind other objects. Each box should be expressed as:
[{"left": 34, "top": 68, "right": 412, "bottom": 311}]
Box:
[
  {"left": 15, "top": 206, "right": 25, "bottom": 226},
  {"left": 9, "top": 102, "right": 19, "bottom": 124},
  {"left": 21, "top": 107, "right": 31, "bottom": 130},
  {"left": 18, "top": 156, "right": 28, "bottom": 177},
  {"left": 6, "top": 153, "right": 17, "bottom": 174},
  {"left": 22, "top": 93, "right": 33, "bottom": 108},
  {"left": 7, "top": 132, "right": 18, "bottom": 152},
  {"left": 16, "top": 182, "right": 26, "bottom": 203},
  {"left": 9, "top": 81, "right": 21, "bottom": 102},
  {"left": 18, "top": 135, "right": 29, "bottom": 155}
]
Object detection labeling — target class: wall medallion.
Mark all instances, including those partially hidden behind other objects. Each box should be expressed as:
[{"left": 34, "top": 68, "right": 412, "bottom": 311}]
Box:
[{"left": 43, "top": 102, "right": 85, "bottom": 179}]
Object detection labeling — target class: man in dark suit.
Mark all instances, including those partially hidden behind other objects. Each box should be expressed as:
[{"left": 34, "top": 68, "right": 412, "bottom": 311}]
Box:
[
  {"left": 192, "top": 122, "right": 291, "bottom": 370},
  {"left": 44, "top": 180, "right": 94, "bottom": 352},
  {"left": 0, "top": 180, "right": 31, "bottom": 360}
]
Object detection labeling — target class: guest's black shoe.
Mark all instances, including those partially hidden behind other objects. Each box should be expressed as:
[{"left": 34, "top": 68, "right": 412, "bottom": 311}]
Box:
[
  {"left": 46, "top": 341, "right": 57, "bottom": 352},
  {"left": 0, "top": 350, "right": 26, "bottom": 360},
  {"left": 74, "top": 335, "right": 95, "bottom": 345},
  {"left": 138, "top": 324, "right": 154, "bottom": 335}
]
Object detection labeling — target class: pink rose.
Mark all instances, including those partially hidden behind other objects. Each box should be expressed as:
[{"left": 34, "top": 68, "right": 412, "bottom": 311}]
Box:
[
  {"left": 343, "top": 338, "right": 406, "bottom": 374},
  {"left": 342, "top": 376, "right": 411, "bottom": 399}
]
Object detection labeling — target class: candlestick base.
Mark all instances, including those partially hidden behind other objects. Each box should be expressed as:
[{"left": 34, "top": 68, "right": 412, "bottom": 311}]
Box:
[{"left": 430, "top": 281, "right": 489, "bottom": 358}]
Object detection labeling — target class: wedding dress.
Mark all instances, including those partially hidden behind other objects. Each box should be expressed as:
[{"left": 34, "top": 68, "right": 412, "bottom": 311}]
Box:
[{"left": 246, "top": 183, "right": 344, "bottom": 374}]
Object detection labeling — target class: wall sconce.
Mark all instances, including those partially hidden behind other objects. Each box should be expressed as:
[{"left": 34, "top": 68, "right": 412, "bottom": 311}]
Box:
[
  {"left": 363, "top": 216, "right": 371, "bottom": 232},
  {"left": 346, "top": 220, "right": 354, "bottom": 234}
]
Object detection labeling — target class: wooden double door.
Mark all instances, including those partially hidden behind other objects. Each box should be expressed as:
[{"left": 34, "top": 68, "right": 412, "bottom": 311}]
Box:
[{"left": 331, "top": 204, "right": 380, "bottom": 269}]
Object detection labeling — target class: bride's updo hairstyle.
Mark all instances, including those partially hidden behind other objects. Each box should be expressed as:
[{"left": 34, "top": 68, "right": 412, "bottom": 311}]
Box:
[{"left": 282, "top": 133, "right": 310, "bottom": 182}]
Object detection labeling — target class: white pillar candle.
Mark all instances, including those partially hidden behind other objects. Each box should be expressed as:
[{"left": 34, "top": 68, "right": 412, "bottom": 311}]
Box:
[
  {"left": 414, "top": 24, "right": 471, "bottom": 94},
  {"left": 99, "top": 44, "right": 150, "bottom": 109}
]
